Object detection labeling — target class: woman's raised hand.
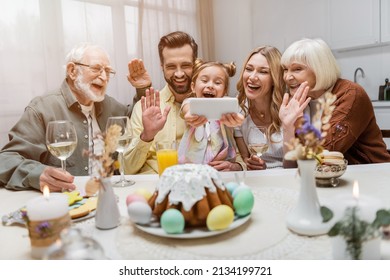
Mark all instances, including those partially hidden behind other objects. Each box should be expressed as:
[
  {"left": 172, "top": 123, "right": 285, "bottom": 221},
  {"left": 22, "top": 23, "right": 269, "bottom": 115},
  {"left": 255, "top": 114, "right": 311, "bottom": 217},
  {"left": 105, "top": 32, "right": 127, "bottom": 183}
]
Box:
[{"left": 279, "top": 81, "right": 311, "bottom": 129}]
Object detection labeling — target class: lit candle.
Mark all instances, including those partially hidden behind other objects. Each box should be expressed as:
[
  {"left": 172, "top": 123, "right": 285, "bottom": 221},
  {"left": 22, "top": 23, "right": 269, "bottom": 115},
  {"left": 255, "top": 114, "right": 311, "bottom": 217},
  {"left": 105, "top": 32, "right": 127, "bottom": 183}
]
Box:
[
  {"left": 332, "top": 180, "right": 382, "bottom": 223},
  {"left": 352, "top": 180, "right": 359, "bottom": 204},
  {"left": 331, "top": 180, "right": 383, "bottom": 259},
  {"left": 26, "top": 186, "right": 70, "bottom": 259}
]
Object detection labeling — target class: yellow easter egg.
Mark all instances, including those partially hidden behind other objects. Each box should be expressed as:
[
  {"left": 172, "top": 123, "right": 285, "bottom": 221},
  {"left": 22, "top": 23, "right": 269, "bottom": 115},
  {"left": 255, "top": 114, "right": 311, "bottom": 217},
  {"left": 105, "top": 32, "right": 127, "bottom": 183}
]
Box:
[
  {"left": 134, "top": 188, "right": 153, "bottom": 200},
  {"left": 206, "top": 205, "right": 234, "bottom": 231}
]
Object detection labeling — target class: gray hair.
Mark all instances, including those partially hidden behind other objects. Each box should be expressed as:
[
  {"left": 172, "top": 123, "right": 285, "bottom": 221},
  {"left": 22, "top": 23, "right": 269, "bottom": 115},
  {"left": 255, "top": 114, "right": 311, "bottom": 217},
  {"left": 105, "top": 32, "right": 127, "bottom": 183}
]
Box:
[
  {"left": 65, "top": 43, "right": 109, "bottom": 64},
  {"left": 281, "top": 38, "right": 340, "bottom": 91}
]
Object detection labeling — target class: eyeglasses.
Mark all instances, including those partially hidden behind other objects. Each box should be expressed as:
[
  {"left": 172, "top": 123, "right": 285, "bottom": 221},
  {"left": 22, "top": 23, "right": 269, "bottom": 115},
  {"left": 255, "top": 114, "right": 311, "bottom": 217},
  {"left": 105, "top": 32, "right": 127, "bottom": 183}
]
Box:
[{"left": 74, "top": 62, "right": 116, "bottom": 78}]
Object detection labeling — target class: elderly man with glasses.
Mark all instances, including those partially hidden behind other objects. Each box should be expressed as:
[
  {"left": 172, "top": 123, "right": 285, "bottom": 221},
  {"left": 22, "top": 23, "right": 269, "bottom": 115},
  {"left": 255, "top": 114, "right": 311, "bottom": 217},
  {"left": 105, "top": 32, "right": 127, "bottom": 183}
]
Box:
[{"left": 0, "top": 43, "right": 143, "bottom": 192}]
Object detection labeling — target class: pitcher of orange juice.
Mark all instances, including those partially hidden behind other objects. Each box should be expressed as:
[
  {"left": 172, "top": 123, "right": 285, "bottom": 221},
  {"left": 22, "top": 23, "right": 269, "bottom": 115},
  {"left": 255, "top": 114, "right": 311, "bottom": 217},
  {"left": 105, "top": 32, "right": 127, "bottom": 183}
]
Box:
[{"left": 156, "top": 140, "right": 178, "bottom": 176}]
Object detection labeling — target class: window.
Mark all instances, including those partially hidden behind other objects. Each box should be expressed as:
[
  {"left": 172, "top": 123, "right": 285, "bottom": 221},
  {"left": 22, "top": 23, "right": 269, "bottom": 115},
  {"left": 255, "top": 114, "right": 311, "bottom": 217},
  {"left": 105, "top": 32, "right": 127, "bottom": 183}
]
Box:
[{"left": 0, "top": 0, "right": 199, "bottom": 147}]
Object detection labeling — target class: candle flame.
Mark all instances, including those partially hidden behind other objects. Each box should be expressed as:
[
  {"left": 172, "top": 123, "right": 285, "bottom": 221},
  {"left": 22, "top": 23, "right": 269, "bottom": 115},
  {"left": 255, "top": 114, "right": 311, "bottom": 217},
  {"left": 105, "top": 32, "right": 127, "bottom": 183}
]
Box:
[
  {"left": 43, "top": 185, "right": 50, "bottom": 198},
  {"left": 353, "top": 180, "right": 359, "bottom": 200}
]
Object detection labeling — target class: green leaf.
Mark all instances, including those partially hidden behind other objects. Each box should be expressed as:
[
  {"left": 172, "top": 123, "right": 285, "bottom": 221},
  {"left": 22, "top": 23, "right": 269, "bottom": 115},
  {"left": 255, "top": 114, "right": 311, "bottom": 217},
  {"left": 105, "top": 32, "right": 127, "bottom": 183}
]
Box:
[
  {"left": 328, "top": 222, "right": 341, "bottom": 236},
  {"left": 321, "top": 206, "right": 334, "bottom": 223},
  {"left": 372, "top": 209, "right": 390, "bottom": 228}
]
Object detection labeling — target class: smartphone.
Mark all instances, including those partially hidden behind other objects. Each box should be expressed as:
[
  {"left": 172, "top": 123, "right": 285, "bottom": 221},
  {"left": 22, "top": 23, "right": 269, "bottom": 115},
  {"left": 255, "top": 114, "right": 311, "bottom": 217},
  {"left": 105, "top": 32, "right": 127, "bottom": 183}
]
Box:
[{"left": 188, "top": 97, "right": 239, "bottom": 120}]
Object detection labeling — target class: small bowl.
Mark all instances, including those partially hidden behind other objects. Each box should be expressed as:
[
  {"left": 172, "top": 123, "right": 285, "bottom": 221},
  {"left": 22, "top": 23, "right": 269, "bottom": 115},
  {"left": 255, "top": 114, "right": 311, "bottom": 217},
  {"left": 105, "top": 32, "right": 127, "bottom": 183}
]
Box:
[{"left": 315, "top": 159, "right": 348, "bottom": 187}]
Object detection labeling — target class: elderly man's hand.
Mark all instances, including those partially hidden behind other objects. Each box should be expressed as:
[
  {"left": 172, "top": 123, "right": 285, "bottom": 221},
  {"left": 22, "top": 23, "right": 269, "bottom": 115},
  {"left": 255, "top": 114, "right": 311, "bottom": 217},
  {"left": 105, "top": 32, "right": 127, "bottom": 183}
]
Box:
[
  {"left": 39, "top": 166, "right": 76, "bottom": 193},
  {"left": 127, "top": 59, "right": 152, "bottom": 88}
]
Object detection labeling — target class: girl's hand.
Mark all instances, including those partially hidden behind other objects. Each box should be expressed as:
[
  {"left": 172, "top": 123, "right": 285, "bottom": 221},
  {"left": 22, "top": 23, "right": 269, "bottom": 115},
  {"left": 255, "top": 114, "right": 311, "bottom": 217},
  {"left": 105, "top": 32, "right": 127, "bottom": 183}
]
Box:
[{"left": 184, "top": 111, "right": 208, "bottom": 127}]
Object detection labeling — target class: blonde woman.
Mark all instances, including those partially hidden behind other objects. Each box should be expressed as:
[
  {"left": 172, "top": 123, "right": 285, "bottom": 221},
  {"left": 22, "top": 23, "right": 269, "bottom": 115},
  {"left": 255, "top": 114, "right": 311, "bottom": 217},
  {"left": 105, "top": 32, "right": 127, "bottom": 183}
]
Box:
[{"left": 235, "top": 46, "right": 287, "bottom": 169}]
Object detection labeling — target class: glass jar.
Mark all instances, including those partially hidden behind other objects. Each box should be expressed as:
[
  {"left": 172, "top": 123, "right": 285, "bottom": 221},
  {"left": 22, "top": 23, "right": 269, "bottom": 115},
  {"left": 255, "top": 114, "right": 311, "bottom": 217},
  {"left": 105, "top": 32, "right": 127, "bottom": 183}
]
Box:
[
  {"left": 43, "top": 228, "right": 106, "bottom": 260},
  {"left": 385, "top": 82, "right": 390, "bottom": 101}
]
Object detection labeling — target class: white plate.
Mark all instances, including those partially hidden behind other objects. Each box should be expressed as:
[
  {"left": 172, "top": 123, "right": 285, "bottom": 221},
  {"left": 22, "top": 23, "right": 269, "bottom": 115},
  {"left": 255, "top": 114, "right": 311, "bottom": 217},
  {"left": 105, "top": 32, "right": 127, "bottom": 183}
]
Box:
[
  {"left": 134, "top": 214, "right": 251, "bottom": 239},
  {"left": 72, "top": 210, "right": 96, "bottom": 223}
]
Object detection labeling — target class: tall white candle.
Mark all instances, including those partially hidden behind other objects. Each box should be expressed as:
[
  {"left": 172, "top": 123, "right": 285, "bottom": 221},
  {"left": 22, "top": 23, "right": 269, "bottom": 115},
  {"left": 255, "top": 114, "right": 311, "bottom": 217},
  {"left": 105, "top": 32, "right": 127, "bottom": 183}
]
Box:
[
  {"left": 331, "top": 181, "right": 383, "bottom": 259},
  {"left": 26, "top": 186, "right": 70, "bottom": 259},
  {"left": 332, "top": 181, "right": 383, "bottom": 222}
]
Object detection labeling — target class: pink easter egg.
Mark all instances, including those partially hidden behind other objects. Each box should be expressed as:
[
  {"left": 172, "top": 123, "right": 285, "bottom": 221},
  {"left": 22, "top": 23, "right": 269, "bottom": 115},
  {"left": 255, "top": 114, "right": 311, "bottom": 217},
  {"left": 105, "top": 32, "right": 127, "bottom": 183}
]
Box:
[
  {"left": 126, "top": 194, "right": 147, "bottom": 206},
  {"left": 134, "top": 188, "right": 153, "bottom": 200}
]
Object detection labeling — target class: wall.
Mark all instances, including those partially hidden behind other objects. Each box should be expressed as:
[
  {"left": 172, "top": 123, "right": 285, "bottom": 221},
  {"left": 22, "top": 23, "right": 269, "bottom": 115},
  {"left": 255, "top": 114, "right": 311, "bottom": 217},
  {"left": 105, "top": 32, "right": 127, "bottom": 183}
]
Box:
[
  {"left": 212, "top": 0, "right": 390, "bottom": 100},
  {"left": 212, "top": 0, "right": 253, "bottom": 95},
  {"left": 335, "top": 45, "right": 390, "bottom": 100}
]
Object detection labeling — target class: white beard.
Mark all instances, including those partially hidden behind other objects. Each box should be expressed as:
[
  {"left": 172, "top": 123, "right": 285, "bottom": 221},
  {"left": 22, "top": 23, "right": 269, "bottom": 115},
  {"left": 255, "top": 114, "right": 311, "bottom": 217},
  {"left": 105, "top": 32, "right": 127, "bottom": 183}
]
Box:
[{"left": 75, "top": 75, "right": 105, "bottom": 103}]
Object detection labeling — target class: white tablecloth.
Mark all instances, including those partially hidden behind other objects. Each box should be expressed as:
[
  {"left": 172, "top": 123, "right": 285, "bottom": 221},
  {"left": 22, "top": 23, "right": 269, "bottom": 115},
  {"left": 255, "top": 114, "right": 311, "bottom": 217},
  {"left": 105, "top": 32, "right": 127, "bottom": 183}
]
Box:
[{"left": 1, "top": 163, "right": 390, "bottom": 260}]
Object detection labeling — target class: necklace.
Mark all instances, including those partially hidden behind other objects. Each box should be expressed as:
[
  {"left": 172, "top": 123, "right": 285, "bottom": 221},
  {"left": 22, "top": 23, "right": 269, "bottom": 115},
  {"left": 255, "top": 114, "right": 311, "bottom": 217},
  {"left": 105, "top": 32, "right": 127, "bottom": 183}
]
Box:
[{"left": 249, "top": 106, "right": 271, "bottom": 126}]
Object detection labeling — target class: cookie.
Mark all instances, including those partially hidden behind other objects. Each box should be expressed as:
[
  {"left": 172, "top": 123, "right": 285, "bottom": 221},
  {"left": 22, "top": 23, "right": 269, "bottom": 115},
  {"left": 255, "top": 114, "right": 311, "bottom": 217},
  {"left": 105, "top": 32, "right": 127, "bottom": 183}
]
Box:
[
  {"left": 69, "top": 197, "right": 98, "bottom": 219},
  {"left": 85, "top": 178, "right": 101, "bottom": 197},
  {"left": 63, "top": 191, "right": 83, "bottom": 205},
  {"left": 319, "top": 150, "right": 345, "bottom": 165}
]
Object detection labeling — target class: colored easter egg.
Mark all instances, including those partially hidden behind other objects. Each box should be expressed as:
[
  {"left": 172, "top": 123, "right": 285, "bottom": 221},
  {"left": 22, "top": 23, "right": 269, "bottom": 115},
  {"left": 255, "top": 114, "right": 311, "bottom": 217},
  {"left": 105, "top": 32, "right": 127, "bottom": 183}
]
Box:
[
  {"left": 126, "top": 194, "right": 147, "bottom": 206},
  {"left": 206, "top": 205, "right": 234, "bottom": 231},
  {"left": 225, "top": 181, "right": 239, "bottom": 195},
  {"left": 127, "top": 201, "right": 152, "bottom": 224},
  {"left": 232, "top": 184, "right": 250, "bottom": 198},
  {"left": 160, "top": 209, "right": 185, "bottom": 234},
  {"left": 134, "top": 188, "right": 153, "bottom": 200},
  {"left": 233, "top": 188, "right": 254, "bottom": 217}
]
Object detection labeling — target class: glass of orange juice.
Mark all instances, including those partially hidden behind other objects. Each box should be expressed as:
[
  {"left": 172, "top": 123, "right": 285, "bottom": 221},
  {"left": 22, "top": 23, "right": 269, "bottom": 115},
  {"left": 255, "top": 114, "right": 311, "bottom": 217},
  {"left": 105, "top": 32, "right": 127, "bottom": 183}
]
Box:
[{"left": 156, "top": 140, "right": 178, "bottom": 176}]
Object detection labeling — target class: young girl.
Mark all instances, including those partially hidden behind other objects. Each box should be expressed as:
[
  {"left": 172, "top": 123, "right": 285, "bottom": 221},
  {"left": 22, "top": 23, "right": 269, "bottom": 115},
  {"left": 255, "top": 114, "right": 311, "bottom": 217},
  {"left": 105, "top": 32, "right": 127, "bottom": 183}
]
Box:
[{"left": 178, "top": 60, "right": 246, "bottom": 171}]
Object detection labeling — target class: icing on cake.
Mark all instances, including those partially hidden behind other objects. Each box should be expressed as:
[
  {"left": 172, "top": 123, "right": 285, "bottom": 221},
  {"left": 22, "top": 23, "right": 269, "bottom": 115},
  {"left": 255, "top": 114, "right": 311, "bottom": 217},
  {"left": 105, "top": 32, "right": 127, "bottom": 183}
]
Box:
[{"left": 155, "top": 164, "right": 226, "bottom": 211}]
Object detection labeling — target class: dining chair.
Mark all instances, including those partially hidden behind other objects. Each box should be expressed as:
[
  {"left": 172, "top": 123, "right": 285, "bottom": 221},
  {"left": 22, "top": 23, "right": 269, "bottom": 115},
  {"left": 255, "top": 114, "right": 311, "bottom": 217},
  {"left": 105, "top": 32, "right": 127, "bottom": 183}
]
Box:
[{"left": 381, "top": 129, "right": 390, "bottom": 153}]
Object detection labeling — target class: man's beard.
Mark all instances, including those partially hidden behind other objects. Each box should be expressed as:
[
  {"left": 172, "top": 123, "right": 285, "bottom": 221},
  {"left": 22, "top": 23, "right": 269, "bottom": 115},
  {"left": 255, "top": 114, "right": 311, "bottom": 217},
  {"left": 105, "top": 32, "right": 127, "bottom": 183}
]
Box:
[
  {"left": 165, "top": 74, "right": 191, "bottom": 95},
  {"left": 75, "top": 75, "right": 105, "bottom": 103}
]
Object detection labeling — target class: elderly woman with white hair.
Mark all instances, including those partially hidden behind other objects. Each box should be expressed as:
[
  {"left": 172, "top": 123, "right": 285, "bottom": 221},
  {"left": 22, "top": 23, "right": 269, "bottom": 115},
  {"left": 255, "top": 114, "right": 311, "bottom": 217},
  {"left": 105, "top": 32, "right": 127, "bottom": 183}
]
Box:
[{"left": 279, "top": 38, "right": 390, "bottom": 164}]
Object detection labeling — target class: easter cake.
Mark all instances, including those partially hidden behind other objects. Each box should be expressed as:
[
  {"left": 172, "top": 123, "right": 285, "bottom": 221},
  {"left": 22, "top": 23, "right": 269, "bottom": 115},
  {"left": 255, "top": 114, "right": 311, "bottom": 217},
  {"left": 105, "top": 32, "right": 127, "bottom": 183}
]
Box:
[{"left": 147, "top": 164, "right": 234, "bottom": 227}]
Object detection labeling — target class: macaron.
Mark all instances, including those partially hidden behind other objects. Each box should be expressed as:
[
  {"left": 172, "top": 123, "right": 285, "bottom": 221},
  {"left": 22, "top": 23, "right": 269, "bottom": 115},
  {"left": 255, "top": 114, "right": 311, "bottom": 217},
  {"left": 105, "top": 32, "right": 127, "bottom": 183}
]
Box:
[{"left": 320, "top": 150, "right": 345, "bottom": 165}]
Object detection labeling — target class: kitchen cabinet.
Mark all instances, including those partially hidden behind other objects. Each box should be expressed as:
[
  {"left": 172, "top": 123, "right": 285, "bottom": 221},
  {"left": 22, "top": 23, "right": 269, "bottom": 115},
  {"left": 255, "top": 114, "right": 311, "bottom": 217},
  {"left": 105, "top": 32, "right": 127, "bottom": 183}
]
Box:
[
  {"left": 282, "top": 0, "right": 330, "bottom": 48},
  {"left": 329, "top": 0, "right": 380, "bottom": 50},
  {"left": 251, "top": 0, "right": 330, "bottom": 50},
  {"left": 382, "top": 0, "right": 390, "bottom": 43}
]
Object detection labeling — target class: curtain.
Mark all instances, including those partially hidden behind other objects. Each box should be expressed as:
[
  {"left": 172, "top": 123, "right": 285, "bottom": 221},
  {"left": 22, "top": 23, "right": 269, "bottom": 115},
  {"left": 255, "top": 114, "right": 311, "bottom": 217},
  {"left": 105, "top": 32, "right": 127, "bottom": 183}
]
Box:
[{"left": 0, "top": 0, "right": 200, "bottom": 148}]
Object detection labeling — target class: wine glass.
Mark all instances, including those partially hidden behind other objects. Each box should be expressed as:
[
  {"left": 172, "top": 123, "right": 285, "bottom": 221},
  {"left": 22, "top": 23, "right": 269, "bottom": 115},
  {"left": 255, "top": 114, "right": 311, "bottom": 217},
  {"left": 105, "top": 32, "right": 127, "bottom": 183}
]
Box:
[
  {"left": 106, "top": 116, "right": 135, "bottom": 187},
  {"left": 46, "top": 120, "right": 78, "bottom": 172},
  {"left": 247, "top": 126, "right": 269, "bottom": 158}
]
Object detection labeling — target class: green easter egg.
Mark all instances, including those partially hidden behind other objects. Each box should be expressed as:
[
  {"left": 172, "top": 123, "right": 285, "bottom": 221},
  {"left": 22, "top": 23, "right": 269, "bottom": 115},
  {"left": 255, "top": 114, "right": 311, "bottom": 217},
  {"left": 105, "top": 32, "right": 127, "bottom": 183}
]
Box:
[
  {"left": 160, "top": 209, "right": 185, "bottom": 234},
  {"left": 233, "top": 189, "right": 254, "bottom": 217}
]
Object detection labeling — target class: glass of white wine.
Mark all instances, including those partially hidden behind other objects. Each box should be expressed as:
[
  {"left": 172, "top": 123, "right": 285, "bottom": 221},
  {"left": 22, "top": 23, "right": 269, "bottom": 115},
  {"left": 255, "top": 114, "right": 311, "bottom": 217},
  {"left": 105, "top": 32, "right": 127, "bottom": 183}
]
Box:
[
  {"left": 46, "top": 120, "right": 78, "bottom": 172},
  {"left": 106, "top": 116, "right": 134, "bottom": 187},
  {"left": 248, "top": 126, "right": 269, "bottom": 158}
]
